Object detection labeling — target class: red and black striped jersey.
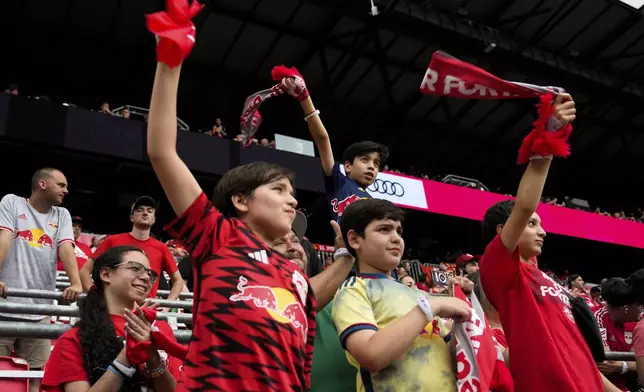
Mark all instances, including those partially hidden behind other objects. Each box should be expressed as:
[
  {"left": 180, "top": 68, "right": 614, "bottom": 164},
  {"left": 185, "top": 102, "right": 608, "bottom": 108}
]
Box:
[{"left": 165, "top": 192, "right": 316, "bottom": 391}]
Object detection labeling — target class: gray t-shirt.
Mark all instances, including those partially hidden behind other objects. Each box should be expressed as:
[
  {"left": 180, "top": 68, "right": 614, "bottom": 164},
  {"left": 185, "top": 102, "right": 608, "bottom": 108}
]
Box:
[{"left": 0, "top": 194, "right": 73, "bottom": 320}]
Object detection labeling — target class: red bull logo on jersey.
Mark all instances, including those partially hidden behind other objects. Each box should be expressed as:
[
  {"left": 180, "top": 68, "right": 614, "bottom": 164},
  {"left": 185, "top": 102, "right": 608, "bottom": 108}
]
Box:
[
  {"left": 229, "top": 276, "right": 308, "bottom": 342},
  {"left": 330, "top": 194, "right": 366, "bottom": 216},
  {"left": 14, "top": 229, "right": 54, "bottom": 249}
]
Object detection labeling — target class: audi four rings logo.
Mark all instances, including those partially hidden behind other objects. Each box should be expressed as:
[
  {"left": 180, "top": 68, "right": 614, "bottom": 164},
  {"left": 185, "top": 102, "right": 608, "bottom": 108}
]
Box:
[{"left": 368, "top": 179, "right": 405, "bottom": 197}]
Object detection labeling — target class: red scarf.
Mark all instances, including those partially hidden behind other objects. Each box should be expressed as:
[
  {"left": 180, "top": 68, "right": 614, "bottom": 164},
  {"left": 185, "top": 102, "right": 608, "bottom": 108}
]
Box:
[
  {"left": 453, "top": 286, "right": 514, "bottom": 392},
  {"left": 239, "top": 66, "right": 304, "bottom": 146},
  {"left": 420, "top": 51, "right": 572, "bottom": 164}
]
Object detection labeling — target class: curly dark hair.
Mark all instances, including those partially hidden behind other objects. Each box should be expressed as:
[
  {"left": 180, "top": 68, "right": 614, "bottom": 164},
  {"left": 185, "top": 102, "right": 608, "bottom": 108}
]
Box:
[
  {"left": 76, "top": 246, "right": 148, "bottom": 390},
  {"left": 481, "top": 200, "right": 515, "bottom": 245}
]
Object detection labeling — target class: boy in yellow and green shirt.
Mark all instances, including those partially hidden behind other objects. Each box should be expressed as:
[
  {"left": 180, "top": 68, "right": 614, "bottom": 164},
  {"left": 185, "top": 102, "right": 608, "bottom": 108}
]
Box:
[{"left": 332, "top": 199, "right": 471, "bottom": 392}]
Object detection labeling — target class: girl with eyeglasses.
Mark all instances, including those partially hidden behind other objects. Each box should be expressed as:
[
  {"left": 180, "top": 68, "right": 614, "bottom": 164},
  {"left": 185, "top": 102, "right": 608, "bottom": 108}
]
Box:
[{"left": 41, "top": 246, "right": 182, "bottom": 392}]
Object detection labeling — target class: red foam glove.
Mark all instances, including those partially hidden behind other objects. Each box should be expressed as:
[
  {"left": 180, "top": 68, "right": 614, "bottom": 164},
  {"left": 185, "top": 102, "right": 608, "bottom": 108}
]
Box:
[
  {"left": 272, "top": 65, "right": 309, "bottom": 101},
  {"left": 126, "top": 307, "right": 188, "bottom": 365},
  {"left": 517, "top": 93, "right": 572, "bottom": 164},
  {"left": 127, "top": 334, "right": 152, "bottom": 365},
  {"left": 146, "top": 0, "right": 204, "bottom": 68}
]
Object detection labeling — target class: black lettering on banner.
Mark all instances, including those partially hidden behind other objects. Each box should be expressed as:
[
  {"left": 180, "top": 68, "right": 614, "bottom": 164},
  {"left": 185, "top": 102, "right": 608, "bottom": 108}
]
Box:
[{"left": 367, "top": 179, "right": 405, "bottom": 197}]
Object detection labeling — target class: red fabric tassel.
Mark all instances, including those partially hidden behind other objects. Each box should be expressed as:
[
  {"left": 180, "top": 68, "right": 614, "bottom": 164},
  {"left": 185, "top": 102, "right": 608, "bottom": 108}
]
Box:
[
  {"left": 517, "top": 93, "right": 572, "bottom": 164},
  {"left": 271, "top": 65, "right": 303, "bottom": 81},
  {"left": 126, "top": 307, "right": 188, "bottom": 364},
  {"left": 490, "top": 359, "right": 515, "bottom": 392},
  {"left": 145, "top": 0, "right": 204, "bottom": 68}
]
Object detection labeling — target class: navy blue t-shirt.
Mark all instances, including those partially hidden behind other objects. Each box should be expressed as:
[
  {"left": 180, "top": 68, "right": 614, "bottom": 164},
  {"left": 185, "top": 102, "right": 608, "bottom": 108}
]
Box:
[{"left": 324, "top": 163, "right": 371, "bottom": 222}]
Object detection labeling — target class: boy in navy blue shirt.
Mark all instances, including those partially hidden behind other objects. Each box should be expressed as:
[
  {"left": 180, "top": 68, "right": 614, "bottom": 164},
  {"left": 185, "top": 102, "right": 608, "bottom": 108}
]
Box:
[{"left": 281, "top": 78, "right": 388, "bottom": 221}]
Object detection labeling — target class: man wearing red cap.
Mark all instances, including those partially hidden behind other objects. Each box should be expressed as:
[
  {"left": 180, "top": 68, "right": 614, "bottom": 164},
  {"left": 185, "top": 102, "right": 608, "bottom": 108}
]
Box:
[
  {"left": 80, "top": 196, "right": 184, "bottom": 299},
  {"left": 56, "top": 216, "right": 92, "bottom": 272},
  {"left": 456, "top": 253, "right": 479, "bottom": 276}
]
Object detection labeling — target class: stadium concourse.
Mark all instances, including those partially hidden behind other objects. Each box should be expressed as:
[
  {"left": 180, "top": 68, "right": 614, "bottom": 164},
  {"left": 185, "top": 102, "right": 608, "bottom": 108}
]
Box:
[{"left": 2, "top": 0, "right": 644, "bottom": 391}]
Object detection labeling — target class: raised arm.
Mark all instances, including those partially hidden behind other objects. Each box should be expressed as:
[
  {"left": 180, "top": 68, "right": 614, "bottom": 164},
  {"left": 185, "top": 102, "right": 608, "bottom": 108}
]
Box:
[
  {"left": 500, "top": 93, "right": 575, "bottom": 253},
  {"left": 280, "top": 76, "right": 335, "bottom": 176},
  {"left": 147, "top": 63, "right": 203, "bottom": 216},
  {"left": 300, "top": 97, "right": 335, "bottom": 176}
]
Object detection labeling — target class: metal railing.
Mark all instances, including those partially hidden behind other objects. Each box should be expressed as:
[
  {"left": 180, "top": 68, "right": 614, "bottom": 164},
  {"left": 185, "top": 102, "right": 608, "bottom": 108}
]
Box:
[
  {"left": 55, "top": 281, "right": 194, "bottom": 300},
  {"left": 0, "top": 302, "right": 192, "bottom": 324},
  {"left": 0, "top": 321, "right": 191, "bottom": 343}
]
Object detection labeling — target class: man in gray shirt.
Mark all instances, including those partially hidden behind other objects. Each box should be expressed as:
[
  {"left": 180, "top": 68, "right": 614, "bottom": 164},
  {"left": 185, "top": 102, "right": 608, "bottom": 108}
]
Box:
[{"left": 0, "top": 167, "right": 82, "bottom": 392}]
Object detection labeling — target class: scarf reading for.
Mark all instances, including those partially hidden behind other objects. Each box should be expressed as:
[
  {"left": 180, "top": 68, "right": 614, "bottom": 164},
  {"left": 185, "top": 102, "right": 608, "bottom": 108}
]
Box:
[{"left": 420, "top": 51, "right": 572, "bottom": 164}]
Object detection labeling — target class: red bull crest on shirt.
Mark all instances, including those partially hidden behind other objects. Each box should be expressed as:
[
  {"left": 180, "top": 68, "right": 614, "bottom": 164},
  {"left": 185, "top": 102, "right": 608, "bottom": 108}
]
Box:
[
  {"left": 14, "top": 229, "right": 54, "bottom": 249},
  {"left": 229, "top": 275, "right": 309, "bottom": 342},
  {"left": 330, "top": 194, "right": 365, "bottom": 216}
]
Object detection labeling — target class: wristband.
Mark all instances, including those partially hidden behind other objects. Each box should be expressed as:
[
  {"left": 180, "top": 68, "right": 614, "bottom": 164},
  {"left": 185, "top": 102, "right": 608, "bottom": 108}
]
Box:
[
  {"left": 416, "top": 295, "right": 434, "bottom": 322},
  {"left": 529, "top": 154, "right": 553, "bottom": 161},
  {"left": 333, "top": 248, "right": 351, "bottom": 261},
  {"left": 112, "top": 359, "right": 136, "bottom": 378},
  {"left": 108, "top": 365, "right": 126, "bottom": 383},
  {"left": 621, "top": 361, "right": 628, "bottom": 375},
  {"left": 304, "top": 110, "right": 320, "bottom": 122}
]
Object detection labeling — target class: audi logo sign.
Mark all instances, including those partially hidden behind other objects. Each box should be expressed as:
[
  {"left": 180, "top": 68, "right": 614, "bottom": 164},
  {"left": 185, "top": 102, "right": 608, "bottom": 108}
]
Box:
[
  {"left": 368, "top": 179, "right": 405, "bottom": 197},
  {"left": 339, "top": 167, "right": 428, "bottom": 209}
]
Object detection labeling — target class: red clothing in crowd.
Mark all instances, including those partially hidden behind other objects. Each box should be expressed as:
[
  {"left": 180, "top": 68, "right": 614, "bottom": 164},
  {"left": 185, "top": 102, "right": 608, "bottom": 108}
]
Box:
[
  {"left": 480, "top": 234, "right": 603, "bottom": 392},
  {"left": 492, "top": 327, "right": 508, "bottom": 349},
  {"left": 41, "top": 314, "right": 182, "bottom": 391},
  {"left": 165, "top": 192, "right": 316, "bottom": 392},
  {"left": 93, "top": 233, "right": 177, "bottom": 298},
  {"left": 633, "top": 319, "right": 644, "bottom": 359},
  {"left": 595, "top": 307, "right": 636, "bottom": 391},
  {"left": 578, "top": 291, "right": 603, "bottom": 313},
  {"left": 56, "top": 241, "right": 92, "bottom": 272}
]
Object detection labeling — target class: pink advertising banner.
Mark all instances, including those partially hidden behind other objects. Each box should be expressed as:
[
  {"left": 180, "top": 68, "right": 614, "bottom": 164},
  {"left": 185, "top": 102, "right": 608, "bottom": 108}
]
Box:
[{"left": 366, "top": 171, "right": 644, "bottom": 249}]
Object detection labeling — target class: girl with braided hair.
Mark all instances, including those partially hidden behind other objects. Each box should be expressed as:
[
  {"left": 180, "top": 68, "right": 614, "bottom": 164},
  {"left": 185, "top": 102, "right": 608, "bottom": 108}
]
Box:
[{"left": 41, "top": 246, "right": 181, "bottom": 392}]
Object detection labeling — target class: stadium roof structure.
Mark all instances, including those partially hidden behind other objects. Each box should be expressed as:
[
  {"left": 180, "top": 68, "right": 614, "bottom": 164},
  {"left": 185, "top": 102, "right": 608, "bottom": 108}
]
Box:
[{"left": 3, "top": 0, "right": 644, "bottom": 208}]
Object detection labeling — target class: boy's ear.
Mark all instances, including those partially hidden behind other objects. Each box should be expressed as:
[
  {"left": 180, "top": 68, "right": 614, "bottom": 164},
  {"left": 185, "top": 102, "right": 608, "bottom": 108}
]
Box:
[
  {"left": 347, "top": 229, "right": 361, "bottom": 254},
  {"left": 495, "top": 224, "right": 504, "bottom": 235},
  {"left": 343, "top": 160, "right": 353, "bottom": 175},
  {"left": 231, "top": 193, "right": 250, "bottom": 214}
]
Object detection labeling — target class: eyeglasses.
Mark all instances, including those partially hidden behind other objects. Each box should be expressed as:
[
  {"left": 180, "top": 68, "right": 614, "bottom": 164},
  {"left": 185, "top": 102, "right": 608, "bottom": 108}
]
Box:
[{"left": 114, "top": 261, "right": 158, "bottom": 283}]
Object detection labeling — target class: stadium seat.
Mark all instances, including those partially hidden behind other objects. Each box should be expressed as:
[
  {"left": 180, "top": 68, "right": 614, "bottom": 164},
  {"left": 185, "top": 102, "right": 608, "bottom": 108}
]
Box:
[{"left": 0, "top": 356, "right": 30, "bottom": 392}]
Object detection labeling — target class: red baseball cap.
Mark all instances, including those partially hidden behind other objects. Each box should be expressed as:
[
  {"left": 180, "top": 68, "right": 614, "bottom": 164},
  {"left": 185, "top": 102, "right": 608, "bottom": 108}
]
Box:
[{"left": 456, "top": 254, "right": 479, "bottom": 270}]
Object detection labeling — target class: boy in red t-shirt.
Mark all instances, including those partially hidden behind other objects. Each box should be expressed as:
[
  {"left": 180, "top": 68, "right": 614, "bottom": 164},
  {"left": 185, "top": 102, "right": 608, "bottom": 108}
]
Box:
[
  {"left": 479, "top": 93, "right": 620, "bottom": 392},
  {"left": 594, "top": 278, "right": 641, "bottom": 391},
  {"left": 145, "top": 46, "right": 354, "bottom": 390}
]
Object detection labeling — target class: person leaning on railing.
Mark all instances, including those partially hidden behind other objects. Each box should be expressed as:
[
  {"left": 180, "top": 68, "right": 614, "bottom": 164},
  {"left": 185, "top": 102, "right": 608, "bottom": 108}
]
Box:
[{"left": 41, "top": 246, "right": 182, "bottom": 392}]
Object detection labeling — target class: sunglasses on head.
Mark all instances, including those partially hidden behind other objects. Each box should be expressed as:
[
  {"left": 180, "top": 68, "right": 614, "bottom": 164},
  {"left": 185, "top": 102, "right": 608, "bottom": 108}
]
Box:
[{"left": 114, "top": 261, "right": 158, "bottom": 283}]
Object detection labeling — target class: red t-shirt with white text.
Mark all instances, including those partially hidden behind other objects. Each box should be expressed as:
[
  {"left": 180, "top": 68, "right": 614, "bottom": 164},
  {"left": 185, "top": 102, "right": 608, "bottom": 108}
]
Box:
[
  {"left": 41, "top": 315, "right": 182, "bottom": 391},
  {"left": 93, "top": 233, "right": 178, "bottom": 298},
  {"left": 164, "top": 192, "right": 316, "bottom": 392},
  {"left": 56, "top": 241, "right": 92, "bottom": 272},
  {"left": 479, "top": 234, "right": 602, "bottom": 392}
]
